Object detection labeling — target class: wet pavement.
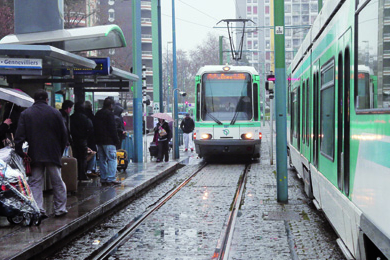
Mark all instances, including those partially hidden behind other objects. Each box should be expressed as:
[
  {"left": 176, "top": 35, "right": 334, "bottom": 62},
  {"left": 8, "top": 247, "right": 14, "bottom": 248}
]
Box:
[{"left": 0, "top": 134, "right": 189, "bottom": 260}]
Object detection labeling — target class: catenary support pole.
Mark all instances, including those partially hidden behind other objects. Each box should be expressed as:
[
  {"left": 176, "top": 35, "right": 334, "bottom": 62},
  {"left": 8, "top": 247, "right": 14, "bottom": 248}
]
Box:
[
  {"left": 152, "top": 0, "right": 162, "bottom": 113},
  {"left": 274, "top": 0, "right": 288, "bottom": 203},
  {"left": 172, "top": 0, "right": 179, "bottom": 159},
  {"left": 132, "top": 0, "right": 143, "bottom": 162}
]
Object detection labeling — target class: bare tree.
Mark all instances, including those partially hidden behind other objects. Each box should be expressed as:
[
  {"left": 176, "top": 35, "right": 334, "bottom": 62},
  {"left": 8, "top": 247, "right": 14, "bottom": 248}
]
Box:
[
  {"left": 0, "top": 1, "right": 14, "bottom": 39},
  {"left": 64, "top": 0, "right": 97, "bottom": 28}
]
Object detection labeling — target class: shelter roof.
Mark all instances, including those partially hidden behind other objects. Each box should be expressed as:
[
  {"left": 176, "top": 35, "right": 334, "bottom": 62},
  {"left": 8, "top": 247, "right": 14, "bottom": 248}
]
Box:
[{"left": 0, "top": 25, "right": 126, "bottom": 52}]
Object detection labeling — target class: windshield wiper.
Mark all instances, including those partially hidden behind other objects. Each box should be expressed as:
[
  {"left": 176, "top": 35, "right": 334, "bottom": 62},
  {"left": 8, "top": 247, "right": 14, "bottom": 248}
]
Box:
[
  {"left": 203, "top": 108, "right": 222, "bottom": 125},
  {"left": 230, "top": 97, "right": 243, "bottom": 125},
  {"left": 208, "top": 111, "right": 223, "bottom": 125}
]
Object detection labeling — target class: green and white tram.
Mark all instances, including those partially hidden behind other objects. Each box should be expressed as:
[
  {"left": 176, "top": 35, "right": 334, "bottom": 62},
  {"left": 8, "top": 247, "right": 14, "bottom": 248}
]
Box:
[
  {"left": 193, "top": 65, "right": 262, "bottom": 160},
  {"left": 287, "top": 0, "right": 390, "bottom": 259}
]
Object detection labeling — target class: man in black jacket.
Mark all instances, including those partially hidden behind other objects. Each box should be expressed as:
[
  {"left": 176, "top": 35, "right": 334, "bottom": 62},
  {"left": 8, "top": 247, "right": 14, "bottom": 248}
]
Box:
[
  {"left": 59, "top": 100, "right": 74, "bottom": 154},
  {"left": 15, "top": 89, "right": 68, "bottom": 218},
  {"left": 180, "top": 113, "right": 195, "bottom": 152},
  {"left": 94, "top": 97, "right": 121, "bottom": 186},
  {"left": 70, "top": 102, "right": 93, "bottom": 180}
]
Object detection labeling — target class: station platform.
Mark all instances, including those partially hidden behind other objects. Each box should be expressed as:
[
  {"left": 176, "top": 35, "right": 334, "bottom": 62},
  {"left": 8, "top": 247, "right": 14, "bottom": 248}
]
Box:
[{"left": 0, "top": 135, "right": 190, "bottom": 260}]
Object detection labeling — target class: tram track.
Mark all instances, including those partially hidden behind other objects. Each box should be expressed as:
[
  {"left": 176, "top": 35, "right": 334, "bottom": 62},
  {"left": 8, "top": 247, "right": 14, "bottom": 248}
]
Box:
[
  {"left": 47, "top": 161, "right": 251, "bottom": 260},
  {"left": 87, "top": 162, "right": 208, "bottom": 260},
  {"left": 88, "top": 162, "right": 251, "bottom": 260},
  {"left": 212, "top": 164, "right": 250, "bottom": 260}
]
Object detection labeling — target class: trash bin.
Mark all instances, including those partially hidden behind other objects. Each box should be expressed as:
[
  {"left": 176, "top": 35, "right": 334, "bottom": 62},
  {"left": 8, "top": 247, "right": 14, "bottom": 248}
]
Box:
[
  {"left": 121, "top": 133, "right": 134, "bottom": 162},
  {"left": 178, "top": 128, "right": 183, "bottom": 146}
]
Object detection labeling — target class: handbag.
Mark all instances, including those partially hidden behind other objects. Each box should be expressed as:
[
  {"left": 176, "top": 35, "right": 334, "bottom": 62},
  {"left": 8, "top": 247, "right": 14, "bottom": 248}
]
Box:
[
  {"left": 158, "top": 127, "right": 167, "bottom": 137},
  {"left": 23, "top": 153, "right": 32, "bottom": 176}
]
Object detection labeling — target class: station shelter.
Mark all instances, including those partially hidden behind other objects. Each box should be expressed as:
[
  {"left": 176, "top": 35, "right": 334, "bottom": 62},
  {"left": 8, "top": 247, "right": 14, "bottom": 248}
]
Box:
[{"left": 0, "top": 25, "right": 138, "bottom": 111}]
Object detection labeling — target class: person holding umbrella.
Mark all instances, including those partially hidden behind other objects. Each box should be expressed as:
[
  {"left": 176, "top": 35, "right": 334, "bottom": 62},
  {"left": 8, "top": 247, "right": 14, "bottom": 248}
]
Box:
[
  {"left": 0, "top": 106, "right": 12, "bottom": 148},
  {"left": 153, "top": 117, "right": 171, "bottom": 162},
  {"left": 0, "top": 88, "right": 34, "bottom": 148}
]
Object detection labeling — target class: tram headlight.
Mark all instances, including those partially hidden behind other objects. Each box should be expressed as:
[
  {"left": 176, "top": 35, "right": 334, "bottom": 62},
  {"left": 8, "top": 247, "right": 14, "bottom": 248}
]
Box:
[
  {"left": 241, "top": 133, "right": 253, "bottom": 140},
  {"left": 201, "top": 133, "right": 212, "bottom": 140},
  {"left": 223, "top": 65, "right": 230, "bottom": 71}
]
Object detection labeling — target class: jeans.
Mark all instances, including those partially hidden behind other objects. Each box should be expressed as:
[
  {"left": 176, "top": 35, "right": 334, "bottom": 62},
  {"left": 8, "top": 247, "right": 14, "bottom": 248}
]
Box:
[
  {"left": 87, "top": 153, "right": 97, "bottom": 172},
  {"left": 97, "top": 144, "right": 117, "bottom": 182}
]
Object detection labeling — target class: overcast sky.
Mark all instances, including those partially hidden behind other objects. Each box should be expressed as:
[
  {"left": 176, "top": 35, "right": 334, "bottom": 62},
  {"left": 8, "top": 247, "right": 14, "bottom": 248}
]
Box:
[{"left": 160, "top": 0, "right": 237, "bottom": 53}]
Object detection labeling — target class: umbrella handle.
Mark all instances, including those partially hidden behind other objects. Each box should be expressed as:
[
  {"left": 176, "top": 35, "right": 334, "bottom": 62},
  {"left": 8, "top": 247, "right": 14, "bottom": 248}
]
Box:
[{"left": 8, "top": 103, "right": 14, "bottom": 118}]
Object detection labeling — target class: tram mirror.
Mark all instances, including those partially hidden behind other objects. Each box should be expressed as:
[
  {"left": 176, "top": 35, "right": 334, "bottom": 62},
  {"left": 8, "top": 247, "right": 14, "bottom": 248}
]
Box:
[
  {"left": 268, "top": 81, "right": 274, "bottom": 91},
  {"left": 242, "top": 96, "right": 251, "bottom": 103}
]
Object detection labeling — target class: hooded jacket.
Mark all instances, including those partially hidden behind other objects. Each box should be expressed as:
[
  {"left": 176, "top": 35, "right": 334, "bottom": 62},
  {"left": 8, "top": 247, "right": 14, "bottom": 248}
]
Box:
[{"left": 15, "top": 100, "right": 68, "bottom": 167}]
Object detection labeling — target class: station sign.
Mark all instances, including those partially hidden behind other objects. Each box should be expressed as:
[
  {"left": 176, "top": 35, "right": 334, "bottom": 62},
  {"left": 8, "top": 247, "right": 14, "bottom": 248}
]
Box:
[
  {"left": 62, "top": 57, "right": 111, "bottom": 76},
  {"left": 0, "top": 58, "right": 42, "bottom": 69}
]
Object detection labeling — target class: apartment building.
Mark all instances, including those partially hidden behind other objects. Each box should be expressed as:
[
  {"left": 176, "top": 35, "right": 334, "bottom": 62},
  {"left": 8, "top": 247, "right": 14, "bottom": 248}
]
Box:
[{"left": 236, "top": 0, "right": 319, "bottom": 75}]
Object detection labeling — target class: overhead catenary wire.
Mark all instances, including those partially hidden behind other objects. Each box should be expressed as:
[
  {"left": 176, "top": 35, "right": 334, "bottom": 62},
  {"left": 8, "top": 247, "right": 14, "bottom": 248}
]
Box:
[
  {"left": 162, "top": 13, "right": 226, "bottom": 33},
  {"left": 177, "top": 0, "right": 218, "bottom": 22}
]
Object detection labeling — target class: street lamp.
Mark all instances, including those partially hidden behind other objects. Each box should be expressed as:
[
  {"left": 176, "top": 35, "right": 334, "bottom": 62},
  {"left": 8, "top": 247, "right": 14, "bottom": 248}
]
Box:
[{"left": 172, "top": 88, "right": 186, "bottom": 159}]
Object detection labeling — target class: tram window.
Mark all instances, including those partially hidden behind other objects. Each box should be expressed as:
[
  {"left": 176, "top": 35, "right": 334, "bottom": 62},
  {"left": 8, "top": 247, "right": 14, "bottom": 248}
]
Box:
[
  {"left": 253, "top": 83, "right": 259, "bottom": 121},
  {"left": 356, "top": 0, "right": 390, "bottom": 112},
  {"left": 287, "top": 74, "right": 291, "bottom": 115},
  {"left": 200, "top": 73, "right": 253, "bottom": 122},
  {"left": 302, "top": 81, "right": 306, "bottom": 144},
  {"left": 320, "top": 61, "right": 335, "bottom": 161},
  {"left": 306, "top": 78, "right": 310, "bottom": 145},
  {"left": 196, "top": 83, "right": 200, "bottom": 121}
]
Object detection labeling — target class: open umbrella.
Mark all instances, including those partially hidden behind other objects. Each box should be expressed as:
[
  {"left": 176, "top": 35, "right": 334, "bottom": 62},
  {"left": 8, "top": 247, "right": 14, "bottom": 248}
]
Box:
[
  {"left": 0, "top": 88, "right": 34, "bottom": 108},
  {"left": 150, "top": 112, "right": 174, "bottom": 122}
]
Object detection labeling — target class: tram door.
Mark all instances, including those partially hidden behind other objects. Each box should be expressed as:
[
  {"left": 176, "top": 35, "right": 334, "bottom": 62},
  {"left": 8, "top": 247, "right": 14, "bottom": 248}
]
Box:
[
  {"left": 337, "top": 32, "right": 351, "bottom": 196},
  {"left": 312, "top": 69, "right": 319, "bottom": 168}
]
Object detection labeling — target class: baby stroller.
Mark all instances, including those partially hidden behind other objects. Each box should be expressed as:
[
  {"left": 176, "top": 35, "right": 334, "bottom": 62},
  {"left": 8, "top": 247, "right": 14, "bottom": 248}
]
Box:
[
  {"left": 116, "top": 149, "right": 128, "bottom": 171},
  {"left": 0, "top": 158, "right": 41, "bottom": 226}
]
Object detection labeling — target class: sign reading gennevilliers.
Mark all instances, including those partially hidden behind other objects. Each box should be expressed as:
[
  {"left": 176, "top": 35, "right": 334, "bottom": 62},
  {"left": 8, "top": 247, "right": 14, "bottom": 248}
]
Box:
[{"left": 0, "top": 58, "right": 42, "bottom": 69}]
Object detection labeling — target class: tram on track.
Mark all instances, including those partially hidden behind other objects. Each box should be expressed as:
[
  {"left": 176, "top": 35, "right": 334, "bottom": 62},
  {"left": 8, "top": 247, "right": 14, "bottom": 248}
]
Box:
[
  {"left": 287, "top": 0, "right": 390, "bottom": 259},
  {"left": 193, "top": 65, "right": 262, "bottom": 160}
]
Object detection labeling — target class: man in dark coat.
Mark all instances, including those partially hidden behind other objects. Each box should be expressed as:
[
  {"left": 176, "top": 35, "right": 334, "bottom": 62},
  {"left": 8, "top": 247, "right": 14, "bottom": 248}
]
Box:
[
  {"left": 70, "top": 102, "right": 93, "bottom": 180},
  {"left": 94, "top": 97, "right": 121, "bottom": 186},
  {"left": 15, "top": 89, "right": 68, "bottom": 218},
  {"left": 59, "top": 100, "right": 74, "bottom": 153},
  {"left": 113, "top": 103, "right": 125, "bottom": 150},
  {"left": 84, "top": 100, "right": 97, "bottom": 176},
  {"left": 180, "top": 113, "right": 195, "bottom": 152}
]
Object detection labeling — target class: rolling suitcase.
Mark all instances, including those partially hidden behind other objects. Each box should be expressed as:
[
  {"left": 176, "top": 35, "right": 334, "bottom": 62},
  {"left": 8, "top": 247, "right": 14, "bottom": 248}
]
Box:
[
  {"left": 149, "top": 142, "right": 158, "bottom": 160},
  {"left": 61, "top": 156, "right": 78, "bottom": 193}
]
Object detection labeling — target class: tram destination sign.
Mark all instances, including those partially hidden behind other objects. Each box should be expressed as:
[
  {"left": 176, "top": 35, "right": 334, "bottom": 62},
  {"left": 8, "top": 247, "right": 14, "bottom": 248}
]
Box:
[
  {"left": 206, "top": 73, "right": 247, "bottom": 80},
  {"left": 62, "top": 57, "right": 110, "bottom": 76},
  {"left": 0, "top": 58, "right": 42, "bottom": 69}
]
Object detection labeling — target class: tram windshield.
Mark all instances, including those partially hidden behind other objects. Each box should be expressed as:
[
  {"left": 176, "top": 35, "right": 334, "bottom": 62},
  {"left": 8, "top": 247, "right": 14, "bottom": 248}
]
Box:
[{"left": 201, "top": 73, "right": 252, "bottom": 122}]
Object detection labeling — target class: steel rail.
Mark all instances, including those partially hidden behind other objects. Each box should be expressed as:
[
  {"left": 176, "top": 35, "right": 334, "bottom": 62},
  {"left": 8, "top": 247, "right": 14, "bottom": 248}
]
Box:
[
  {"left": 89, "top": 163, "right": 207, "bottom": 260},
  {"left": 212, "top": 164, "right": 251, "bottom": 260}
]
